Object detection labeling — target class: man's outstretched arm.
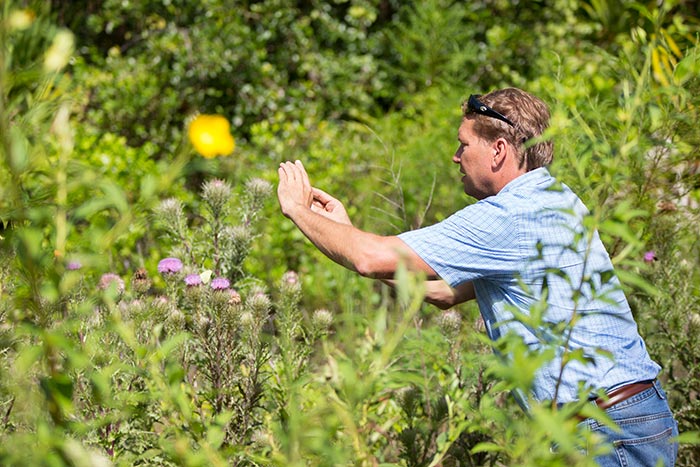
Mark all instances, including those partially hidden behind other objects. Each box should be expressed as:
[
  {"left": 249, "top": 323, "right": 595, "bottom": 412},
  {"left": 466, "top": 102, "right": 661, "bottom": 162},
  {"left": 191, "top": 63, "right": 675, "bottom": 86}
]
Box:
[{"left": 277, "top": 160, "right": 436, "bottom": 279}]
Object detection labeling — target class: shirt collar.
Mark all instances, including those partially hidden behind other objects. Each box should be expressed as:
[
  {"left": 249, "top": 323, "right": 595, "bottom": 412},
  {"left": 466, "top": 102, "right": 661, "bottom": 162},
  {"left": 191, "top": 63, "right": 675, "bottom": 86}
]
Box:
[{"left": 498, "top": 167, "right": 552, "bottom": 195}]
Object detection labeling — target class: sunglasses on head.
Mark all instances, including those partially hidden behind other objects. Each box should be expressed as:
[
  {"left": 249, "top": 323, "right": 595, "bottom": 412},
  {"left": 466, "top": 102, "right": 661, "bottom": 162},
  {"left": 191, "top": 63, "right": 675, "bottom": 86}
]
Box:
[{"left": 467, "top": 94, "right": 515, "bottom": 127}]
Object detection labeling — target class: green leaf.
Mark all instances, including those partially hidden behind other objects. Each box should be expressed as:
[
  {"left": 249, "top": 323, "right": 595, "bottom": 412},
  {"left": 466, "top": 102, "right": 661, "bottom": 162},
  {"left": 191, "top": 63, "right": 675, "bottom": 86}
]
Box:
[
  {"left": 471, "top": 441, "right": 503, "bottom": 453},
  {"left": 675, "top": 431, "right": 700, "bottom": 445},
  {"left": 615, "top": 268, "right": 659, "bottom": 296}
]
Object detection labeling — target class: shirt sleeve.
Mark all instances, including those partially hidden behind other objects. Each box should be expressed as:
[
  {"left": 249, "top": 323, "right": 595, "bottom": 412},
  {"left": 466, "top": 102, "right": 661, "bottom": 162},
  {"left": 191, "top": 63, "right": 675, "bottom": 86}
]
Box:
[{"left": 398, "top": 198, "right": 523, "bottom": 288}]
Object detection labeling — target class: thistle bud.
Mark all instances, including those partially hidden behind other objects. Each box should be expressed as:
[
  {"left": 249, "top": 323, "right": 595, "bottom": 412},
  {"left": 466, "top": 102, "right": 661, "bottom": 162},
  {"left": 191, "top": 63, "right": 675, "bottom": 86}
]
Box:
[
  {"left": 197, "top": 314, "right": 212, "bottom": 334},
  {"left": 201, "top": 179, "right": 232, "bottom": 217},
  {"left": 312, "top": 308, "right": 333, "bottom": 333},
  {"left": 222, "top": 225, "right": 252, "bottom": 249},
  {"left": 280, "top": 271, "right": 301, "bottom": 294},
  {"left": 246, "top": 177, "right": 272, "bottom": 199},
  {"left": 244, "top": 178, "right": 272, "bottom": 212},
  {"left": 239, "top": 310, "right": 255, "bottom": 328},
  {"left": 247, "top": 286, "right": 271, "bottom": 316},
  {"left": 437, "top": 309, "right": 462, "bottom": 340},
  {"left": 168, "top": 308, "right": 186, "bottom": 329},
  {"left": 131, "top": 268, "right": 152, "bottom": 295},
  {"left": 155, "top": 198, "right": 187, "bottom": 233},
  {"left": 150, "top": 296, "right": 171, "bottom": 316},
  {"left": 689, "top": 313, "right": 700, "bottom": 332},
  {"left": 123, "top": 298, "right": 146, "bottom": 320}
]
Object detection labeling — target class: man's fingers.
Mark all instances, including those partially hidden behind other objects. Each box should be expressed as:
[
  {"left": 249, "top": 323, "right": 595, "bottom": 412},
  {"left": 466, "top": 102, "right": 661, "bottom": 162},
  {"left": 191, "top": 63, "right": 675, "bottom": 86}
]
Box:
[
  {"left": 294, "top": 160, "right": 312, "bottom": 189},
  {"left": 277, "top": 165, "right": 288, "bottom": 182},
  {"left": 312, "top": 187, "right": 339, "bottom": 205}
]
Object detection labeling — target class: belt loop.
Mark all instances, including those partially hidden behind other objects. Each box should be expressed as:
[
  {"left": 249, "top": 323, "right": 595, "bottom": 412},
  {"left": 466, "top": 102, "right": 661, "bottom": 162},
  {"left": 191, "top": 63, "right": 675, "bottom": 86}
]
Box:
[{"left": 652, "top": 379, "right": 665, "bottom": 400}]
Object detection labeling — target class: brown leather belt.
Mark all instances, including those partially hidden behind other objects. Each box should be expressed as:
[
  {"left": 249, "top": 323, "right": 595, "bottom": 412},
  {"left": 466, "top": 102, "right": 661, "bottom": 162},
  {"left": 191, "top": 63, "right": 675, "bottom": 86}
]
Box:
[
  {"left": 575, "top": 380, "right": 656, "bottom": 421},
  {"left": 594, "top": 380, "right": 655, "bottom": 410}
]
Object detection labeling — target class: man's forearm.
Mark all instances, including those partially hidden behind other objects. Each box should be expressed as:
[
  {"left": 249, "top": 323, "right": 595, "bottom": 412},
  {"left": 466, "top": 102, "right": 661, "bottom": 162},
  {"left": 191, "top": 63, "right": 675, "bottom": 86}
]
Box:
[{"left": 285, "top": 203, "right": 406, "bottom": 278}]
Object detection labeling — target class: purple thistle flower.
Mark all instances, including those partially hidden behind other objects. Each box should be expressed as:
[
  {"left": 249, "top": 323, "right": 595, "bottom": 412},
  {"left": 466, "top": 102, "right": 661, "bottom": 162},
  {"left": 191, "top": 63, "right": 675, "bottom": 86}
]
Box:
[
  {"left": 184, "top": 274, "right": 202, "bottom": 286},
  {"left": 158, "top": 257, "right": 183, "bottom": 274},
  {"left": 66, "top": 260, "right": 82, "bottom": 271},
  {"left": 643, "top": 251, "right": 657, "bottom": 263},
  {"left": 210, "top": 277, "right": 230, "bottom": 290}
]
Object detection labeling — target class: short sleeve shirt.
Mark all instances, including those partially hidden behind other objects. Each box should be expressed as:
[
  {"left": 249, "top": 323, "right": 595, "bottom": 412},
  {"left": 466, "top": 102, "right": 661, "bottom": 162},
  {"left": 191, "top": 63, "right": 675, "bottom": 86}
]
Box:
[{"left": 399, "top": 168, "right": 660, "bottom": 403}]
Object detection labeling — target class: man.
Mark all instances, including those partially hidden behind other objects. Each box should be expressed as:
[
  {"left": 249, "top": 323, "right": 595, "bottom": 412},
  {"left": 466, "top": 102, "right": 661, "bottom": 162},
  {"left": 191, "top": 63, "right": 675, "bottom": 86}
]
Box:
[{"left": 277, "top": 87, "right": 678, "bottom": 466}]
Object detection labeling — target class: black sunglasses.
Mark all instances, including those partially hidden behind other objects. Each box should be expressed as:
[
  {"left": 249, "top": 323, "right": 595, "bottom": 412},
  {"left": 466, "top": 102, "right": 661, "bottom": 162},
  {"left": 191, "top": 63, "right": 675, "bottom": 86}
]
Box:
[{"left": 467, "top": 94, "right": 515, "bottom": 127}]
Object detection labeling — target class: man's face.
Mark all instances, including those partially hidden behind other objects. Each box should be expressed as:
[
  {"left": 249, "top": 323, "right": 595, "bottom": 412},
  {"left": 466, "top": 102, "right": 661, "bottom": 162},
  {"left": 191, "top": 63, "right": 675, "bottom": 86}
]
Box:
[{"left": 453, "top": 118, "right": 495, "bottom": 200}]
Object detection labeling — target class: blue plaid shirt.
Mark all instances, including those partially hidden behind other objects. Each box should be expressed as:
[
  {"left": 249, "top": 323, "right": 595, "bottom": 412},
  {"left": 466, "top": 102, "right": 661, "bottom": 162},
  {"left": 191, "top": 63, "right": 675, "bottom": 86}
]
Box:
[{"left": 399, "top": 168, "right": 660, "bottom": 404}]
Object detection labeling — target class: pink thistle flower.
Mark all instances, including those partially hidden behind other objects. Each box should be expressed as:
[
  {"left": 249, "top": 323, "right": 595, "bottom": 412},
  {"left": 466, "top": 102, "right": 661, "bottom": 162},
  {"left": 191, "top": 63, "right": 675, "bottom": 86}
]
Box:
[
  {"left": 643, "top": 251, "right": 657, "bottom": 263},
  {"left": 158, "top": 257, "right": 183, "bottom": 274},
  {"left": 282, "top": 270, "right": 299, "bottom": 285},
  {"left": 98, "top": 273, "right": 125, "bottom": 293},
  {"left": 184, "top": 274, "right": 202, "bottom": 286},
  {"left": 211, "top": 277, "right": 230, "bottom": 290},
  {"left": 66, "top": 260, "right": 82, "bottom": 271}
]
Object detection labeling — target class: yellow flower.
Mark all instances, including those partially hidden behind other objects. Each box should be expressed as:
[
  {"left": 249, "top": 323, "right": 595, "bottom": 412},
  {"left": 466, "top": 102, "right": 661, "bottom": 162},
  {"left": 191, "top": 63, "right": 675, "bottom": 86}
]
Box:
[{"left": 187, "top": 114, "right": 235, "bottom": 158}]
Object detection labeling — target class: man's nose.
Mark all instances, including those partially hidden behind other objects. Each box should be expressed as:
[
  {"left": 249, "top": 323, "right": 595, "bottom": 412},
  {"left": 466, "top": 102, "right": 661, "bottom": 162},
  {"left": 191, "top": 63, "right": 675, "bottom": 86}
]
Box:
[{"left": 452, "top": 150, "right": 461, "bottom": 164}]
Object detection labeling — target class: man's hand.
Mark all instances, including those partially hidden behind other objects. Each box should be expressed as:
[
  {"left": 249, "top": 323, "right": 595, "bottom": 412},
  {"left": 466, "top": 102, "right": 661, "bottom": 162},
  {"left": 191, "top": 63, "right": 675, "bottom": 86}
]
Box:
[
  {"left": 311, "top": 187, "right": 352, "bottom": 225},
  {"left": 277, "top": 160, "right": 314, "bottom": 218}
]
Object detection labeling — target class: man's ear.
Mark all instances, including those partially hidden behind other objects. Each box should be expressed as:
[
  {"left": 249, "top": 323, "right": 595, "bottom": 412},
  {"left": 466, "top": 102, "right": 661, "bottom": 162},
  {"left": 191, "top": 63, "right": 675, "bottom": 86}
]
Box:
[{"left": 492, "top": 138, "right": 508, "bottom": 167}]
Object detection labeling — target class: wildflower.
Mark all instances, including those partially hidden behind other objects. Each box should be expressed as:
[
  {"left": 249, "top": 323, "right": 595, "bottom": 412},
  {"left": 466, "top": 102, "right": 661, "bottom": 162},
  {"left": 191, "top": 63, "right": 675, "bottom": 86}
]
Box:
[
  {"left": 187, "top": 114, "right": 235, "bottom": 158},
  {"left": 221, "top": 225, "right": 252, "bottom": 252},
  {"left": 123, "top": 299, "right": 146, "bottom": 319},
  {"left": 158, "top": 257, "right": 183, "bottom": 275},
  {"left": 98, "top": 273, "right": 125, "bottom": 294},
  {"left": 245, "top": 177, "right": 273, "bottom": 198},
  {"left": 197, "top": 314, "right": 212, "bottom": 333},
  {"left": 151, "top": 296, "right": 170, "bottom": 315},
  {"left": 690, "top": 313, "right": 700, "bottom": 332},
  {"left": 167, "top": 308, "right": 186, "bottom": 328},
  {"left": 131, "top": 268, "right": 152, "bottom": 295},
  {"left": 244, "top": 177, "right": 273, "bottom": 211},
  {"left": 312, "top": 308, "right": 333, "bottom": 332},
  {"left": 280, "top": 270, "right": 302, "bottom": 296},
  {"left": 183, "top": 275, "right": 205, "bottom": 304},
  {"left": 210, "top": 277, "right": 230, "bottom": 290},
  {"left": 239, "top": 311, "right": 255, "bottom": 328},
  {"left": 202, "top": 179, "right": 232, "bottom": 216},
  {"left": 437, "top": 309, "right": 462, "bottom": 340},
  {"left": 66, "top": 260, "right": 82, "bottom": 271},
  {"left": 155, "top": 198, "right": 186, "bottom": 233},
  {"left": 184, "top": 274, "right": 202, "bottom": 286},
  {"left": 227, "top": 289, "right": 242, "bottom": 306},
  {"left": 247, "top": 288, "right": 271, "bottom": 312},
  {"left": 643, "top": 251, "right": 657, "bottom": 263},
  {"left": 282, "top": 270, "right": 299, "bottom": 286}
]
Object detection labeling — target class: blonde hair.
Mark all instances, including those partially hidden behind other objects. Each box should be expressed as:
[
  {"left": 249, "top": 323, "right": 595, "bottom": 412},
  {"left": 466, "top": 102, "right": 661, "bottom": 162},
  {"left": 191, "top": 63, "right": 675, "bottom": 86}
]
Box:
[{"left": 462, "top": 87, "right": 553, "bottom": 170}]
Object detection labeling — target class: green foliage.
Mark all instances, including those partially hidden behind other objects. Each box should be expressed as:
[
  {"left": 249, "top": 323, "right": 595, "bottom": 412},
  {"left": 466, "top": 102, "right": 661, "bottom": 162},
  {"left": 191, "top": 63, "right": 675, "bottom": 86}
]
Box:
[{"left": 2, "top": 0, "right": 700, "bottom": 465}]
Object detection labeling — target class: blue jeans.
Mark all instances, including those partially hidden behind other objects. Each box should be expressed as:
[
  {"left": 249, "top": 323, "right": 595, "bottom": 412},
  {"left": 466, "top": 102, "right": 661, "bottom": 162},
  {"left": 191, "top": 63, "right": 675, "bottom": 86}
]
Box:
[{"left": 579, "top": 380, "right": 679, "bottom": 466}]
